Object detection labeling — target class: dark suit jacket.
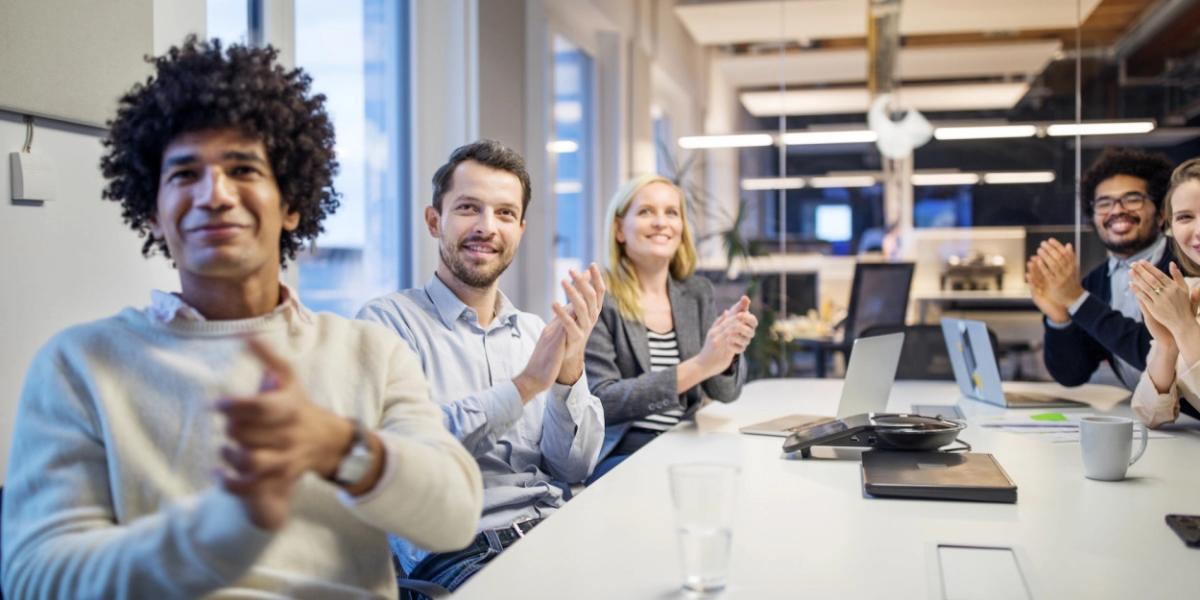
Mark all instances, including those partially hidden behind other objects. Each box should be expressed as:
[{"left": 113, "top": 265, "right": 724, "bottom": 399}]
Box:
[
  {"left": 585, "top": 276, "right": 747, "bottom": 459},
  {"left": 1044, "top": 242, "right": 1174, "bottom": 388}
]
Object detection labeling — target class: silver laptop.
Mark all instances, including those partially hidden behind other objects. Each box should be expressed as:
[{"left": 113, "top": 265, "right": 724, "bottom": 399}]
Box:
[
  {"left": 940, "top": 318, "right": 1085, "bottom": 409},
  {"left": 739, "top": 332, "right": 905, "bottom": 437}
]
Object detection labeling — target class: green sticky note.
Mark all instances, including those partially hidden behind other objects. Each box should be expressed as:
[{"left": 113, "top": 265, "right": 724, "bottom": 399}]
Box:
[{"left": 1031, "top": 412, "right": 1068, "bottom": 422}]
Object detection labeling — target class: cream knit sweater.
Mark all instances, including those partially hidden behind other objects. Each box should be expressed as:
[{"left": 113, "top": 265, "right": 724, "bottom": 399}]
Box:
[{"left": 1, "top": 300, "right": 482, "bottom": 599}]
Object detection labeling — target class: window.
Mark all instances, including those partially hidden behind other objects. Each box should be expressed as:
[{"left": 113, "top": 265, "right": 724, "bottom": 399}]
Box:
[
  {"left": 294, "top": 0, "right": 409, "bottom": 316},
  {"left": 550, "top": 35, "right": 594, "bottom": 297},
  {"left": 206, "top": 0, "right": 250, "bottom": 45}
]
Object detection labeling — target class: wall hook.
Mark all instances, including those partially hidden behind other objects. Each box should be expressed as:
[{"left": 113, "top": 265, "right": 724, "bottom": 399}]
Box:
[{"left": 22, "top": 115, "right": 34, "bottom": 153}]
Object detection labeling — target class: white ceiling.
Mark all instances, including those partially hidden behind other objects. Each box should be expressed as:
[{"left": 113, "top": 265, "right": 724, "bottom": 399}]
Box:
[
  {"left": 676, "top": 0, "right": 1103, "bottom": 46},
  {"left": 717, "top": 40, "right": 1062, "bottom": 88}
]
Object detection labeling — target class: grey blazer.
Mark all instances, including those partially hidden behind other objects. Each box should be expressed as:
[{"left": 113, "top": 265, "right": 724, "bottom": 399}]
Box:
[{"left": 585, "top": 275, "right": 747, "bottom": 459}]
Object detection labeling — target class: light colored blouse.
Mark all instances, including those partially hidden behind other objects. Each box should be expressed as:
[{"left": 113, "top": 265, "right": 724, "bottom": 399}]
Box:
[{"left": 1131, "top": 277, "right": 1200, "bottom": 428}]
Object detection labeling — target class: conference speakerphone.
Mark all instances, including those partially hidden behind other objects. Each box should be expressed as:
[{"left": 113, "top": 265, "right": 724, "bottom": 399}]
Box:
[{"left": 782, "top": 413, "right": 966, "bottom": 458}]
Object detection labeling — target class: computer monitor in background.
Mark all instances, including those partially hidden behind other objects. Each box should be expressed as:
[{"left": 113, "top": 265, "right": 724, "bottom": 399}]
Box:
[
  {"left": 815, "top": 205, "right": 853, "bottom": 242},
  {"left": 1024, "top": 226, "right": 1109, "bottom": 277}
]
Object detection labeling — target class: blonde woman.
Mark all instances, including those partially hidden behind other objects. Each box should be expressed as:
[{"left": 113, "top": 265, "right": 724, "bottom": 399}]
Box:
[
  {"left": 583, "top": 175, "right": 757, "bottom": 481},
  {"left": 1130, "top": 157, "right": 1200, "bottom": 427}
]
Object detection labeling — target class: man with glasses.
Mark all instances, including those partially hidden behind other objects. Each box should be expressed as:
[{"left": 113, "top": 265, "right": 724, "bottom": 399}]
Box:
[{"left": 1028, "top": 148, "right": 1175, "bottom": 388}]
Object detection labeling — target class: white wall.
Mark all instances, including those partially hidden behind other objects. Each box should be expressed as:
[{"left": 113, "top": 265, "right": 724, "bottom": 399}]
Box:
[
  {"left": 0, "top": 1, "right": 209, "bottom": 484},
  {"left": 0, "top": 115, "right": 180, "bottom": 483}
]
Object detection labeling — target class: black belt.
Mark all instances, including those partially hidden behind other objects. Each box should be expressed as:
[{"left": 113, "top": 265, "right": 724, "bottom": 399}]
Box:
[{"left": 471, "top": 517, "right": 543, "bottom": 551}]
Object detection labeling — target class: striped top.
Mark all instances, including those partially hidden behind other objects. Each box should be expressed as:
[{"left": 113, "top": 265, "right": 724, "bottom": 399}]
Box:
[{"left": 631, "top": 329, "right": 684, "bottom": 432}]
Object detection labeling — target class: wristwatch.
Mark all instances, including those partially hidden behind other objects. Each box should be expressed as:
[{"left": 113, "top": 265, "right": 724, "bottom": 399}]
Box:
[{"left": 334, "top": 419, "right": 374, "bottom": 487}]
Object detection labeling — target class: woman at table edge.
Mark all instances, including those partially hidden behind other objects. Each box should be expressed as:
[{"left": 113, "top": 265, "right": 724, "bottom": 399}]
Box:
[
  {"left": 1130, "top": 157, "right": 1200, "bottom": 427},
  {"left": 583, "top": 174, "right": 757, "bottom": 481}
]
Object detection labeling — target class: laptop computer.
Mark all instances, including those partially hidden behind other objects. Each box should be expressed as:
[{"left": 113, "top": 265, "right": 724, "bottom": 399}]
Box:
[
  {"left": 739, "top": 332, "right": 905, "bottom": 437},
  {"left": 940, "top": 318, "right": 1085, "bottom": 409},
  {"left": 861, "top": 451, "right": 1017, "bottom": 503}
]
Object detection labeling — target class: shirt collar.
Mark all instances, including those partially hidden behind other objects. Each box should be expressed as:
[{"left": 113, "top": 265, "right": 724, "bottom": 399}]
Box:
[
  {"left": 425, "top": 274, "right": 519, "bottom": 330},
  {"left": 1108, "top": 235, "right": 1167, "bottom": 275},
  {"left": 145, "top": 282, "right": 313, "bottom": 325}
]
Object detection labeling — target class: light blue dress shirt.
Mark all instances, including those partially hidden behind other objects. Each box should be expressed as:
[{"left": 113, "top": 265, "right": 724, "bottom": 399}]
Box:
[
  {"left": 1048, "top": 235, "right": 1167, "bottom": 387},
  {"left": 357, "top": 276, "right": 604, "bottom": 573}
]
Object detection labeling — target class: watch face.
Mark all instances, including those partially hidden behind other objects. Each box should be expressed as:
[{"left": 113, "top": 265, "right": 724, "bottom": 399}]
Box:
[
  {"left": 335, "top": 421, "right": 373, "bottom": 486},
  {"left": 336, "top": 442, "right": 373, "bottom": 486}
]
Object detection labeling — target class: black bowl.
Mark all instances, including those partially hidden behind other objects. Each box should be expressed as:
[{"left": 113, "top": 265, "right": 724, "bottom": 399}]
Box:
[{"left": 871, "top": 414, "right": 966, "bottom": 450}]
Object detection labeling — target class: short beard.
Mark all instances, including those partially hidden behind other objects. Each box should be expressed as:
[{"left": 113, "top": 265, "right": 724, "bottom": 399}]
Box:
[
  {"left": 439, "top": 241, "right": 511, "bottom": 288},
  {"left": 1098, "top": 215, "right": 1159, "bottom": 256}
]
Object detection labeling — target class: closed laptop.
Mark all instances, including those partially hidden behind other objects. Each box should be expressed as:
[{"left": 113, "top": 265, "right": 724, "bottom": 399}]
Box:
[{"left": 861, "top": 451, "right": 1017, "bottom": 503}]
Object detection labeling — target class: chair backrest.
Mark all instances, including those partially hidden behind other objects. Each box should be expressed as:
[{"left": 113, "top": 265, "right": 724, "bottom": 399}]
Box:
[
  {"left": 860, "top": 324, "right": 999, "bottom": 380},
  {"left": 844, "top": 262, "right": 915, "bottom": 340},
  {"left": 759, "top": 272, "right": 818, "bottom": 316}
]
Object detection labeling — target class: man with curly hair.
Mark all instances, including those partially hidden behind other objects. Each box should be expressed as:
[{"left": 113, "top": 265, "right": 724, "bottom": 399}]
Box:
[
  {"left": 1029, "top": 148, "right": 1176, "bottom": 389},
  {"left": 1, "top": 38, "right": 482, "bottom": 599}
]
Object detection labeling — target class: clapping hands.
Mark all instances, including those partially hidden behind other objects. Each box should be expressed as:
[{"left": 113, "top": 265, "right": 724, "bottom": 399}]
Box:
[{"left": 696, "top": 296, "right": 758, "bottom": 376}]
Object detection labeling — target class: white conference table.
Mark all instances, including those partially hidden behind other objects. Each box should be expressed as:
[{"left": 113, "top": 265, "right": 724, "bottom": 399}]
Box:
[{"left": 452, "top": 379, "right": 1200, "bottom": 599}]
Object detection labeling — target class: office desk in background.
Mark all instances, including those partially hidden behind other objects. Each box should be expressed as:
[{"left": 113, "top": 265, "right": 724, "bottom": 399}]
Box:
[
  {"left": 453, "top": 379, "right": 1200, "bottom": 600},
  {"left": 912, "top": 289, "right": 1037, "bottom": 323}
]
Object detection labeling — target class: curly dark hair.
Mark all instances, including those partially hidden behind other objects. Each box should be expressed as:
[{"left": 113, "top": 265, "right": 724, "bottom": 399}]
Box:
[
  {"left": 1081, "top": 148, "right": 1173, "bottom": 219},
  {"left": 431, "top": 139, "right": 532, "bottom": 219},
  {"left": 100, "top": 36, "right": 339, "bottom": 263}
]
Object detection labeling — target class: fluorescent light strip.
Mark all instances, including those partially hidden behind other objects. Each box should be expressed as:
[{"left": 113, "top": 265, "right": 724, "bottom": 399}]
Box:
[
  {"left": 546, "top": 140, "right": 579, "bottom": 153},
  {"left": 741, "top": 177, "right": 806, "bottom": 190},
  {"left": 933, "top": 125, "right": 1038, "bottom": 140},
  {"left": 781, "top": 130, "right": 877, "bottom": 145},
  {"left": 1046, "top": 121, "right": 1155, "bottom": 137},
  {"left": 678, "top": 134, "right": 774, "bottom": 149},
  {"left": 912, "top": 172, "right": 981, "bottom": 186},
  {"left": 982, "top": 171, "right": 1056, "bottom": 184},
  {"left": 810, "top": 175, "right": 877, "bottom": 188},
  {"left": 554, "top": 180, "right": 583, "bottom": 195}
]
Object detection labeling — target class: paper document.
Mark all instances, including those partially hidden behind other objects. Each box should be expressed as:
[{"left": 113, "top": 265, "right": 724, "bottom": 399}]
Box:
[
  {"left": 975, "top": 412, "right": 1173, "bottom": 443},
  {"left": 976, "top": 412, "right": 1087, "bottom": 428}
]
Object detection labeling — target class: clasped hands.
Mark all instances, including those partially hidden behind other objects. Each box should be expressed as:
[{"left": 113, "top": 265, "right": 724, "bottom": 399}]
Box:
[
  {"left": 216, "top": 338, "right": 368, "bottom": 531},
  {"left": 695, "top": 295, "right": 758, "bottom": 376},
  {"left": 1026, "top": 238, "right": 1085, "bottom": 324},
  {"left": 514, "top": 263, "right": 607, "bottom": 402},
  {"left": 1129, "top": 260, "right": 1200, "bottom": 355}
]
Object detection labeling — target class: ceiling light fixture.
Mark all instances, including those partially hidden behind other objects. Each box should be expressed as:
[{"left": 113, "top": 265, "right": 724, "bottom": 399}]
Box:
[
  {"left": 1045, "top": 121, "right": 1155, "bottom": 137},
  {"left": 741, "top": 177, "right": 807, "bottom": 190},
  {"left": 911, "top": 172, "right": 981, "bottom": 186},
  {"left": 809, "top": 175, "right": 878, "bottom": 188},
  {"left": 933, "top": 125, "right": 1038, "bottom": 140},
  {"left": 546, "top": 140, "right": 579, "bottom": 153},
  {"left": 982, "top": 171, "right": 1056, "bottom": 184},
  {"left": 781, "top": 130, "right": 878, "bottom": 145},
  {"left": 678, "top": 134, "right": 774, "bottom": 149}
]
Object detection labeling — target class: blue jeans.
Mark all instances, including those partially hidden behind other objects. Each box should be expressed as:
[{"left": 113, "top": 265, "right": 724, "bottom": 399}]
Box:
[
  {"left": 585, "top": 428, "right": 660, "bottom": 485},
  {"left": 400, "top": 530, "right": 506, "bottom": 600}
]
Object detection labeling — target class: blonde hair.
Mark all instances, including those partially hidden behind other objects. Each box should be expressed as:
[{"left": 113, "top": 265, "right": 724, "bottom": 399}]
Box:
[
  {"left": 1165, "top": 158, "right": 1200, "bottom": 277},
  {"left": 602, "top": 174, "right": 698, "bottom": 323}
]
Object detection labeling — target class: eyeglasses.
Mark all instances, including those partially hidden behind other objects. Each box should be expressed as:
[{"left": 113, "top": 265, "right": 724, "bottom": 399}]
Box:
[{"left": 1092, "top": 192, "right": 1149, "bottom": 215}]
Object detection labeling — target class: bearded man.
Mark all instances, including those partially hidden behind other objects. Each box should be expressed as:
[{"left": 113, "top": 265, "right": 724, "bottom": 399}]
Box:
[
  {"left": 357, "top": 140, "right": 606, "bottom": 597},
  {"left": 1028, "top": 148, "right": 1176, "bottom": 388}
]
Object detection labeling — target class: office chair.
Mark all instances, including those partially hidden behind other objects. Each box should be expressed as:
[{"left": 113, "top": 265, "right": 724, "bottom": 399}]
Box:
[{"left": 859, "top": 324, "right": 999, "bottom": 381}]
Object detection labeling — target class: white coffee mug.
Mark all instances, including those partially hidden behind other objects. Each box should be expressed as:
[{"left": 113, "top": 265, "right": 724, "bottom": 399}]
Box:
[{"left": 1080, "top": 416, "right": 1148, "bottom": 481}]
